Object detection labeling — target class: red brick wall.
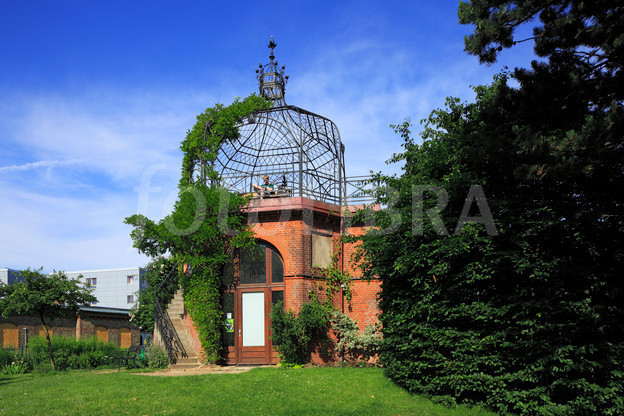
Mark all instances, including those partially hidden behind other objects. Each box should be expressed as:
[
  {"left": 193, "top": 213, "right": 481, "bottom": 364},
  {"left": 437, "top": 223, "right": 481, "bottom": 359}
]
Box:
[
  {"left": 181, "top": 197, "right": 382, "bottom": 364},
  {"left": 0, "top": 316, "right": 76, "bottom": 348},
  {"left": 78, "top": 313, "right": 140, "bottom": 347},
  {"left": 284, "top": 276, "right": 319, "bottom": 311},
  {"left": 249, "top": 198, "right": 381, "bottom": 352},
  {"left": 346, "top": 279, "right": 381, "bottom": 329},
  {"left": 183, "top": 311, "right": 205, "bottom": 360}
]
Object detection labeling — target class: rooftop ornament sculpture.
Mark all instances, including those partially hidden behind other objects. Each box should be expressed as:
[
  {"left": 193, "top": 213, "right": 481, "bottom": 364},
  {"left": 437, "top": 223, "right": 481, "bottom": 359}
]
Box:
[
  {"left": 214, "top": 36, "right": 348, "bottom": 205},
  {"left": 256, "top": 36, "right": 289, "bottom": 106}
]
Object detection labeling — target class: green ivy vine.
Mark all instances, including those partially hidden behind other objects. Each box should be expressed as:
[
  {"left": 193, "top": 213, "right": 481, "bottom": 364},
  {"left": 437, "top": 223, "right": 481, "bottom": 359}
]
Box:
[
  {"left": 313, "top": 249, "right": 353, "bottom": 304},
  {"left": 180, "top": 95, "right": 272, "bottom": 187},
  {"left": 126, "top": 93, "right": 271, "bottom": 363}
]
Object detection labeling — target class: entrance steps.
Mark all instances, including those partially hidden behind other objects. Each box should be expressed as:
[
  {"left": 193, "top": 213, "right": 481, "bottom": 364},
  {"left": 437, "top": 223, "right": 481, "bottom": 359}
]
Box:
[
  {"left": 163, "top": 288, "right": 201, "bottom": 369},
  {"left": 169, "top": 356, "right": 201, "bottom": 370}
]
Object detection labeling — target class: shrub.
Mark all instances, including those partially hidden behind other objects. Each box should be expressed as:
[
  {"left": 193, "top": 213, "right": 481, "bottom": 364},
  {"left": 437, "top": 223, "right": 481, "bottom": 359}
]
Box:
[
  {"left": 0, "top": 358, "right": 29, "bottom": 375},
  {"left": 0, "top": 348, "right": 18, "bottom": 368},
  {"left": 270, "top": 294, "right": 330, "bottom": 365},
  {"left": 0, "top": 349, "right": 34, "bottom": 374},
  {"left": 354, "top": 79, "right": 624, "bottom": 414},
  {"left": 330, "top": 311, "right": 381, "bottom": 363},
  {"left": 27, "top": 335, "right": 123, "bottom": 371},
  {"left": 145, "top": 341, "right": 168, "bottom": 369},
  {"left": 270, "top": 304, "right": 301, "bottom": 364}
]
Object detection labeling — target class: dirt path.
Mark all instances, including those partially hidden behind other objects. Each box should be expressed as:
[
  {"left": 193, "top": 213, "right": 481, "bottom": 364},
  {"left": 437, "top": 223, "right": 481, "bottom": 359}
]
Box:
[{"left": 123, "top": 365, "right": 269, "bottom": 376}]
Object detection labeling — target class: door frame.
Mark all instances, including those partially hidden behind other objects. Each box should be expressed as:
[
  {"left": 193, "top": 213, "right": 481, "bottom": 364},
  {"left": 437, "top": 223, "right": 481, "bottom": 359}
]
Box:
[
  {"left": 236, "top": 288, "right": 271, "bottom": 364},
  {"left": 227, "top": 242, "right": 285, "bottom": 365}
]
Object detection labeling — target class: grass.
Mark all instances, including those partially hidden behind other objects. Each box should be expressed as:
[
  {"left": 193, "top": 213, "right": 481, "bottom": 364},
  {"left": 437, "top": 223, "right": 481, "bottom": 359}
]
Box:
[{"left": 0, "top": 367, "right": 497, "bottom": 415}]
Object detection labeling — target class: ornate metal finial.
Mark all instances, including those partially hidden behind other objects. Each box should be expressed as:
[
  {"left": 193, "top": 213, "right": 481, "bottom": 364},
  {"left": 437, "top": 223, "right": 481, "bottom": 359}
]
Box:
[
  {"left": 268, "top": 36, "right": 277, "bottom": 62},
  {"left": 257, "top": 36, "right": 288, "bottom": 106}
]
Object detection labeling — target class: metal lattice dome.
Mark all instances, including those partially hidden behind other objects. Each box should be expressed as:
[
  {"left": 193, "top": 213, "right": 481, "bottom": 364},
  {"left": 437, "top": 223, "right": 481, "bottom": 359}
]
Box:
[{"left": 215, "top": 37, "right": 346, "bottom": 205}]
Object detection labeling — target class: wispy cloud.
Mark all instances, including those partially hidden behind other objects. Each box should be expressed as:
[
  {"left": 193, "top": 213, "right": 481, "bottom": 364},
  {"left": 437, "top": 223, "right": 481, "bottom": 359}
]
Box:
[
  {"left": 0, "top": 88, "right": 210, "bottom": 271},
  {"left": 9, "top": 93, "right": 185, "bottom": 182},
  {"left": 0, "top": 178, "right": 151, "bottom": 271},
  {"left": 0, "top": 159, "right": 80, "bottom": 174}
]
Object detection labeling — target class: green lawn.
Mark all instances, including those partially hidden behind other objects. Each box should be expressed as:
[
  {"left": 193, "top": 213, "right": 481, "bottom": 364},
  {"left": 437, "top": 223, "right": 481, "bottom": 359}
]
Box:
[{"left": 0, "top": 367, "right": 496, "bottom": 415}]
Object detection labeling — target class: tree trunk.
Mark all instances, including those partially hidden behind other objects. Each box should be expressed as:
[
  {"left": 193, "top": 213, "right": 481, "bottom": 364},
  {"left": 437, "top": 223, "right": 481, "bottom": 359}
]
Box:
[{"left": 40, "top": 315, "right": 56, "bottom": 371}]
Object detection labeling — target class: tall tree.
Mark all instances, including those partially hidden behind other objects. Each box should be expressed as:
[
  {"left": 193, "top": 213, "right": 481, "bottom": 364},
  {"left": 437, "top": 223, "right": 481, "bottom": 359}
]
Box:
[
  {"left": 0, "top": 268, "right": 96, "bottom": 370},
  {"left": 459, "top": 0, "right": 623, "bottom": 108},
  {"left": 354, "top": 2, "right": 624, "bottom": 414}
]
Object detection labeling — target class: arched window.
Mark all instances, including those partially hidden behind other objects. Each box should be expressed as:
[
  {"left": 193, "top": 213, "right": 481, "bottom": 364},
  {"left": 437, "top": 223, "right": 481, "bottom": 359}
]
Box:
[
  {"left": 0, "top": 323, "right": 18, "bottom": 348},
  {"left": 239, "top": 242, "right": 284, "bottom": 285}
]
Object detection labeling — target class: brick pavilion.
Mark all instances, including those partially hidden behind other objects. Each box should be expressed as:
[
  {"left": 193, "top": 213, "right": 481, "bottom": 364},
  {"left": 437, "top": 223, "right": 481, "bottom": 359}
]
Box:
[{"left": 158, "top": 38, "right": 381, "bottom": 365}]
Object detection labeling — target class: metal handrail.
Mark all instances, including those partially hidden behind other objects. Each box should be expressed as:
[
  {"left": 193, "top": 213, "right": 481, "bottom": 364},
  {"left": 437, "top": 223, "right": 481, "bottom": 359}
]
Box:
[
  {"left": 232, "top": 174, "right": 377, "bottom": 206},
  {"left": 153, "top": 264, "right": 187, "bottom": 363},
  {"left": 344, "top": 176, "right": 377, "bottom": 205}
]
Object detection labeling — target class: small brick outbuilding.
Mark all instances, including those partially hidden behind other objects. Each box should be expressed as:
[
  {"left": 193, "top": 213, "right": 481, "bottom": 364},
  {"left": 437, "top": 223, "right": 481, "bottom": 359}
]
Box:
[{"left": 0, "top": 306, "right": 139, "bottom": 349}]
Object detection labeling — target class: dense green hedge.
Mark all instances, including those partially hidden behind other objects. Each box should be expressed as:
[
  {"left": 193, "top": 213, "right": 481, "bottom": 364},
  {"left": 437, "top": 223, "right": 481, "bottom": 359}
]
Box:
[
  {"left": 28, "top": 335, "right": 125, "bottom": 371},
  {"left": 1, "top": 336, "right": 127, "bottom": 373},
  {"left": 353, "top": 77, "right": 624, "bottom": 415}
]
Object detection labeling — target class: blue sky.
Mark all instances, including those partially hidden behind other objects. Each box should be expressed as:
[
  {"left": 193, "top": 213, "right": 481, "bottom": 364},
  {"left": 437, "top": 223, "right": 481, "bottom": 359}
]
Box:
[{"left": 0, "top": 1, "right": 537, "bottom": 272}]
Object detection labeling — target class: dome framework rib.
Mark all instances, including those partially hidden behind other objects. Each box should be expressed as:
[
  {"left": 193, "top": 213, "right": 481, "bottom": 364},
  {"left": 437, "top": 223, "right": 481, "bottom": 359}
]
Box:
[
  {"left": 212, "top": 38, "right": 350, "bottom": 206},
  {"left": 215, "top": 105, "right": 346, "bottom": 205}
]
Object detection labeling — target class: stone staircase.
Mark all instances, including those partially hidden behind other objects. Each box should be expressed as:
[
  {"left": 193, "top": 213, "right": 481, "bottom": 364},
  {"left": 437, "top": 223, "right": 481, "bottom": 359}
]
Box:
[{"left": 165, "top": 288, "right": 201, "bottom": 370}]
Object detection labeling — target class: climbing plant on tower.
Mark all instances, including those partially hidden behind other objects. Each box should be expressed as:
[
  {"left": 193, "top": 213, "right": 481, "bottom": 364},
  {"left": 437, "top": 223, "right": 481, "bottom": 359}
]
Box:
[{"left": 125, "top": 94, "right": 271, "bottom": 363}]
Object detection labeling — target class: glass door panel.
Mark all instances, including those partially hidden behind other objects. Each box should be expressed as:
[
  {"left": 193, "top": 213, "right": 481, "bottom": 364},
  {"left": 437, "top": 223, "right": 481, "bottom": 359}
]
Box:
[
  {"left": 242, "top": 292, "right": 265, "bottom": 347},
  {"left": 223, "top": 292, "right": 235, "bottom": 347},
  {"left": 271, "top": 290, "right": 284, "bottom": 308}
]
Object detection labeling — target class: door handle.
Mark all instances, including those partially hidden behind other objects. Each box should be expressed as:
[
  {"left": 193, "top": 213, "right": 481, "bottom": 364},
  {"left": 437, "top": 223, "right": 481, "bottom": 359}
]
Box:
[{"left": 238, "top": 328, "right": 241, "bottom": 337}]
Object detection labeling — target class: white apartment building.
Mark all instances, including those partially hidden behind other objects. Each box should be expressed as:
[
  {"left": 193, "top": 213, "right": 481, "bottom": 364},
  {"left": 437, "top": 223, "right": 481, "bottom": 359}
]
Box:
[
  {"left": 0, "top": 268, "right": 23, "bottom": 285},
  {"left": 2, "top": 267, "right": 147, "bottom": 310},
  {"left": 64, "top": 267, "right": 147, "bottom": 309}
]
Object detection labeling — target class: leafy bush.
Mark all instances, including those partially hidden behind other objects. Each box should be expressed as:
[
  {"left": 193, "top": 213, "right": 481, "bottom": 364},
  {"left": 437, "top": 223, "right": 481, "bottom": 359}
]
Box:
[
  {"left": 27, "top": 335, "right": 123, "bottom": 371},
  {"left": 270, "top": 304, "right": 301, "bottom": 365},
  {"left": 330, "top": 311, "right": 381, "bottom": 363},
  {"left": 66, "top": 350, "right": 108, "bottom": 369},
  {"left": 1, "top": 348, "right": 34, "bottom": 373},
  {"left": 270, "top": 294, "right": 330, "bottom": 365},
  {"left": 145, "top": 341, "right": 168, "bottom": 369},
  {"left": 0, "top": 348, "right": 19, "bottom": 368},
  {"left": 180, "top": 265, "right": 224, "bottom": 364}
]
